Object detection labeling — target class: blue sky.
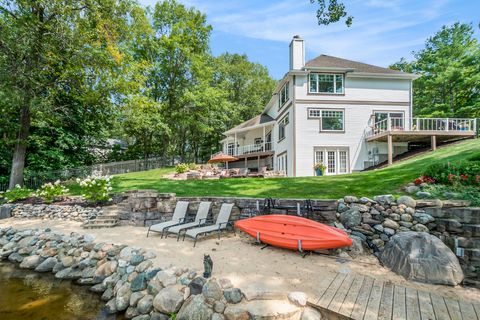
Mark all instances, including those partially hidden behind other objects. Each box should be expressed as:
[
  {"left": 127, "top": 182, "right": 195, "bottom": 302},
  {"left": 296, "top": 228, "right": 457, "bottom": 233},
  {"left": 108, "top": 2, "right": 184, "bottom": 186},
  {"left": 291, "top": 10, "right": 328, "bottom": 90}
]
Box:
[{"left": 139, "top": 0, "right": 480, "bottom": 79}]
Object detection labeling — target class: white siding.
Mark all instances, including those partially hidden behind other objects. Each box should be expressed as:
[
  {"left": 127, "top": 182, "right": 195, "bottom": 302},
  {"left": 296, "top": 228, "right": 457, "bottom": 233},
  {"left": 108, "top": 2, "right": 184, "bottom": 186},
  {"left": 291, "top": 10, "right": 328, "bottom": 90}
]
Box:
[{"left": 273, "top": 106, "right": 295, "bottom": 176}]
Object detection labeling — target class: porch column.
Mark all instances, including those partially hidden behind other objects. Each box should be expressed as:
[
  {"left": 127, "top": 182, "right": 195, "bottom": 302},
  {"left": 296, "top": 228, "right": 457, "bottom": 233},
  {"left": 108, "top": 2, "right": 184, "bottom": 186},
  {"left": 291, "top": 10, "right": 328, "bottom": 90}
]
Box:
[
  {"left": 263, "top": 126, "right": 266, "bottom": 151},
  {"left": 431, "top": 135, "right": 437, "bottom": 151},
  {"left": 387, "top": 134, "right": 393, "bottom": 166},
  {"left": 234, "top": 132, "right": 237, "bottom": 155},
  {"left": 245, "top": 156, "right": 247, "bottom": 169},
  {"left": 257, "top": 155, "right": 260, "bottom": 169}
]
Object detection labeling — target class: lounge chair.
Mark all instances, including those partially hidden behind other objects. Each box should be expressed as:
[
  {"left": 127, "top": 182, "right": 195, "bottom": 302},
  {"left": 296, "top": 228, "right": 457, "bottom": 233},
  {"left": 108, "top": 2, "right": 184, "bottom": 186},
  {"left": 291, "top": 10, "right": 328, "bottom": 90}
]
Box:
[
  {"left": 146, "top": 201, "right": 189, "bottom": 238},
  {"left": 184, "top": 203, "right": 235, "bottom": 247},
  {"left": 164, "top": 201, "right": 212, "bottom": 241},
  {"left": 232, "top": 168, "right": 249, "bottom": 178}
]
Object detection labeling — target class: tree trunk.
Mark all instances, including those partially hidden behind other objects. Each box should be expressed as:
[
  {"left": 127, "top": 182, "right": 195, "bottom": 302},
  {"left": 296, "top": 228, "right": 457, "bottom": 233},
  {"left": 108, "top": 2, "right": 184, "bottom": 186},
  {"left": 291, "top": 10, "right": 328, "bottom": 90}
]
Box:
[{"left": 9, "top": 105, "right": 30, "bottom": 189}]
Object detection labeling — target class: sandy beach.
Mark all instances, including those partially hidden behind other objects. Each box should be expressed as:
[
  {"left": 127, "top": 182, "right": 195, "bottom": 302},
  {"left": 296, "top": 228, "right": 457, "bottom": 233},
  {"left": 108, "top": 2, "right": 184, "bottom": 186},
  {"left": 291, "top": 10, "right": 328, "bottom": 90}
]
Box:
[{"left": 1, "top": 218, "right": 479, "bottom": 304}]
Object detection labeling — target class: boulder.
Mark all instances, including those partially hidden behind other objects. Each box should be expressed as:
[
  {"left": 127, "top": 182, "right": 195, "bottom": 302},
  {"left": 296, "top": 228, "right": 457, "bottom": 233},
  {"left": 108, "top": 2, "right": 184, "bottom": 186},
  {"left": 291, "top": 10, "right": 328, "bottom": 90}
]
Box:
[
  {"left": 302, "top": 307, "right": 322, "bottom": 320},
  {"left": 19, "top": 255, "right": 43, "bottom": 269},
  {"left": 137, "top": 294, "right": 154, "bottom": 314},
  {"left": 347, "top": 236, "right": 367, "bottom": 257},
  {"left": 405, "top": 185, "right": 420, "bottom": 194},
  {"left": 382, "top": 219, "right": 399, "bottom": 230},
  {"left": 288, "top": 292, "right": 307, "bottom": 307},
  {"left": 380, "top": 232, "right": 464, "bottom": 286},
  {"left": 340, "top": 208, "right": 362, "bottom": 229},
  {"left": 202, "top": 279, "right": 223, "bottom": 301},
  {"left": 224, "top": 288, "right": 243, "bottom": 304},
  {"left": 343, "top": 196, "right": 358, "bottom": 203},
  {"left": 373, "top": 195, "right": 395, "bottom": 205},
  {"left": 411, "top": 224, "right": 429, "bottom": 232},
  {"left": 177, "top": 295, "right": 213, "bottom": 320},
  {"left": 153, "top": 286, "right": 184, "bottom": 313},
  {"left": 413, "top": 213, "right": 435, "bottom": 224},
  {"left": 131, "top": 273, "right": 148, "bottom": 292},
  {"left": 189, "top": 276, "right": 206, "bottom": 295},
  {"left": 397, "top": 196, "right": 416, "bottom": 208}
]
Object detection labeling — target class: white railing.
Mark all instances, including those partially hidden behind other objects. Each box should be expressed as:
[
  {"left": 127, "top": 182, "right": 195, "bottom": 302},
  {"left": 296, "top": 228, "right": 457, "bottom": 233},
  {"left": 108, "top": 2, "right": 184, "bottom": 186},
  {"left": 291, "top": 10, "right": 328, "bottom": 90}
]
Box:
[
  {"left": 368, "top": 117, "right": 477, "bottom": 137},
  {"left": 225, "top": 142, "right": 272, "bottom": 156}
]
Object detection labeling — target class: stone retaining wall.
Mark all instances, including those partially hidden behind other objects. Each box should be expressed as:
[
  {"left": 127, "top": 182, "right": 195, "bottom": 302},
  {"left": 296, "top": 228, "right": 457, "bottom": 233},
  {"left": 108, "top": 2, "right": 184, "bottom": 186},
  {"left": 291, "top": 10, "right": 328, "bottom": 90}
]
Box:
[
  {"left": 1, "top": 204, "right": 101, "bottom": 222},
  {"left": 0, "top": 227, "right": 322, "bottom": 320}
]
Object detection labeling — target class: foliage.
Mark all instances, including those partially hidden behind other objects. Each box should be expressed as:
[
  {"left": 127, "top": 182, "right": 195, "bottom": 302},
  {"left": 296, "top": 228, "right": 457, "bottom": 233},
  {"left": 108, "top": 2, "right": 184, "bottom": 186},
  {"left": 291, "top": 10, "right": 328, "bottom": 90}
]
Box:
[
  {"left": 76, "top": 175, "right": 113, "bottom": 203},
  {"left": 175, "top": 163, "right": 189, "bottom": 174},
  {"left": 313, "top": 163, "right": 326, "bottom": 173},
  {"left": 66, "top": 140, "right": 480, "bottom": 200},
  {"left": 35, "top": 181, "right": 69, "bottom": 204},
  {"left": 413, "top": 176, "right": 436, "bottom": 185},
  {"left": 421, "top": 184, "right": 480, "bottom": 206},
  {"left": 310, "top": 0, "right": 353, "bottom": 26},
  {"left": 0, "top": 185, "right": 33, "bottom": 203},
  {"left": 188, "top": 163, "right": 198, "bottom": 170},
  {"left": 423, "top": 161, "right": 480, "bottom": 186},
  {"left": 391, "top": 23, "right": 480, "bottom": 118}
]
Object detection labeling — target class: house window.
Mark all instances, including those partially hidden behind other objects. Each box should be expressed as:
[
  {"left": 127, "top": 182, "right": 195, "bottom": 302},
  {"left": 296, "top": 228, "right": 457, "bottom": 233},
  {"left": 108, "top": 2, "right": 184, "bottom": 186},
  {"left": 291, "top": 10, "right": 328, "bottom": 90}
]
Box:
[
  {"left": 314, "top": 147, "right": 349, "bottom": 175},
  {"left": 227, "top": 143, "right": 234, "bottom": 155},
  {"left": 278, "top": 114, "right": 289, "bottom": 141},
  {"left": 374, "top": 111, "right": 404, "bottom": 130},
  {"left": 254, "top": 138, "right": 263, "bottom": 145},
  {"left": 279, "top": 82, "right": 289, "bottom": 108},
  {"left": 308, "top": 109, "right": 322, "bottom": 118},
  {"left": 309, "top": 73, "right": 344, "bottom": 94},
  {"left": 277, "top": 153, "right": 287, "bottom": 175}
]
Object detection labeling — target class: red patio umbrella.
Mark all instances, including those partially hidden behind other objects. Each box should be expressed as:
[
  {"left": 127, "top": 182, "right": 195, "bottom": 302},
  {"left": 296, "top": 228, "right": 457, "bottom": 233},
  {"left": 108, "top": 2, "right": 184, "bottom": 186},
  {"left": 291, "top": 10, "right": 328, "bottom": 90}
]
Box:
[{"left": 208, "top": 153, "right": 239, "bottom": 169}]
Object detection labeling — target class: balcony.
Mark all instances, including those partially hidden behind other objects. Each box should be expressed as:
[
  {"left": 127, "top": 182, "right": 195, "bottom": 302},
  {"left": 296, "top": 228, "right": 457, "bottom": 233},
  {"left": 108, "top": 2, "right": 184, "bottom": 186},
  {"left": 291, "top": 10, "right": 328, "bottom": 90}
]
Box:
[{"left": 226, "top": 142, "right": 273, "bottom": 157}]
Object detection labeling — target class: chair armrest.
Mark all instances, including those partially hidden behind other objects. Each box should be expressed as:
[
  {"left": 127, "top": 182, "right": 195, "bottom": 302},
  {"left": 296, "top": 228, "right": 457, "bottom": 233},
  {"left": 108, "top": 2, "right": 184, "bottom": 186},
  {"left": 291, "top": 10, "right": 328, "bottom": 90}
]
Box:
[
  {"left": 198, "top": 218, "right": 208, "bottom": 225},
  {"left": 218, "top": 222, "right": 229, "bottom": 229},
  {"left": 177, "top": 217, "right": 186, "bottom": 223}
]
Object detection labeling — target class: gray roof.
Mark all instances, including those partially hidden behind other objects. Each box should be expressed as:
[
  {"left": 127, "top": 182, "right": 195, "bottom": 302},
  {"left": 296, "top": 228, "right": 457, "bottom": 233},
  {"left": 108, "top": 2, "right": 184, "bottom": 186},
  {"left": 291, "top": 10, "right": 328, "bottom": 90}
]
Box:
[
  {"left": 305, "top": 54, "right": 406, "bottom": 75},
  {"left": 228, "top": 114, "right": 274, "bottom": 132}
]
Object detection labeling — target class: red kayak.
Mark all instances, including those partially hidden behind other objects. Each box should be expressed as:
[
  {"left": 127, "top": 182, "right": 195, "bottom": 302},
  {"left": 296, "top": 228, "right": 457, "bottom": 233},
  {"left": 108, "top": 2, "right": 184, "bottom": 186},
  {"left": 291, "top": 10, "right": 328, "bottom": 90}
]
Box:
[{"left": 235, "top": 215, "right": 352, "bottom": 251}]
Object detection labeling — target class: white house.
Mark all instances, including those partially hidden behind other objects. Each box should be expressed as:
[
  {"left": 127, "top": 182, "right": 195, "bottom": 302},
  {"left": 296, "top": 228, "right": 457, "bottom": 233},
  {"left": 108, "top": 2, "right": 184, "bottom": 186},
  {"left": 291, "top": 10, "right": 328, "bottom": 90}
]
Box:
[{"left": 219, "top": 36, "right": 477, "bottom": 177}]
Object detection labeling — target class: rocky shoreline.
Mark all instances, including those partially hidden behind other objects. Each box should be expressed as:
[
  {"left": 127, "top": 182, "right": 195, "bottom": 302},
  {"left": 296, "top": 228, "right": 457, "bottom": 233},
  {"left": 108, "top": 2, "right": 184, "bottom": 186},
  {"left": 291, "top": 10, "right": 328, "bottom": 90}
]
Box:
[{"left": 0, "top": 227, "right": 321, "bottom": 320}]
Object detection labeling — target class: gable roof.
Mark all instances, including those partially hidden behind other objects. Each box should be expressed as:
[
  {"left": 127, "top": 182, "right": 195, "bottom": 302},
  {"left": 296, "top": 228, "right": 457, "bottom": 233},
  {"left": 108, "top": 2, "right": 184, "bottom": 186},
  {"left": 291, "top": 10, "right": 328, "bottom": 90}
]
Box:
[
  {"left": 305, "top": 54, "right": 406, "bottom": 75},
  {"left": 225, "top": 114, "right": 274, "bottom": 134}
]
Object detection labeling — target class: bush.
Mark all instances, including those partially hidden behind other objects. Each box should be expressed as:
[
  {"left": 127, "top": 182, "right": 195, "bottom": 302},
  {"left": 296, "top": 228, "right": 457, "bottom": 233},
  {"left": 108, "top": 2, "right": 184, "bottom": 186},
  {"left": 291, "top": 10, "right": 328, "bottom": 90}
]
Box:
[
  {"left": 0, "top": 185, "right": 33, "bottom": 203},
  {"left": 76, "top": 175, "right": 112, "bottom": 203},
  {"left": 188, "top": 163, "right": 198, "bottom": 170},
  {"left": 422, "top": 184, "right": 480, "bottom": 206},
  {"left": 423, "top": 161, "right": 480, "bottom": 186},
  {"left": 35, "top": 180, "right": 69, "bottom": 203},
  {"left": 175, "top": 163, "right": 189, "bottom": 174}
]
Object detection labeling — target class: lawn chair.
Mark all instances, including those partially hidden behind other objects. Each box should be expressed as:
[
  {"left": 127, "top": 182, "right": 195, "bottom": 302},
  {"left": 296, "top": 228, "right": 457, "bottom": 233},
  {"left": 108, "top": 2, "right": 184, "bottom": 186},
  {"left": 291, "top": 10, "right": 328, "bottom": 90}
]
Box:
[
  {"left": 146, "top": 201, "right": 189, "bottom": 238},
  {"left": 184, "top": 203, "right": 235, "bottom": 247},
  {"left": 164, "top": 201, "right": 212, "bottom": 241}
]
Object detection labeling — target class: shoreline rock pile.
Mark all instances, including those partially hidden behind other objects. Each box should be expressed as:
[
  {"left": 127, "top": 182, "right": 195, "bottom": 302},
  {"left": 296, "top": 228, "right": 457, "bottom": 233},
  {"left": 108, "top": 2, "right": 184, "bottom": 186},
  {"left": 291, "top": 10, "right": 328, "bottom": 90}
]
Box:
[
  {"left": 3, "top": 204, "right": 100, "bottom": 222},
  {"left": 0, "top": 227, "right": 322, "bottom": 320}
]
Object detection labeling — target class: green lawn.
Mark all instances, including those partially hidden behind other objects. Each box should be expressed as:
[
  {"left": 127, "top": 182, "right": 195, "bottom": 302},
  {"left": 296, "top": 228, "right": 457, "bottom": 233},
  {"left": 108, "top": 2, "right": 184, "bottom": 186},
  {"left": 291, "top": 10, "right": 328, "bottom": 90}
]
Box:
[{"left": 94, "top": 139, "right": 479, "bottom": 199}]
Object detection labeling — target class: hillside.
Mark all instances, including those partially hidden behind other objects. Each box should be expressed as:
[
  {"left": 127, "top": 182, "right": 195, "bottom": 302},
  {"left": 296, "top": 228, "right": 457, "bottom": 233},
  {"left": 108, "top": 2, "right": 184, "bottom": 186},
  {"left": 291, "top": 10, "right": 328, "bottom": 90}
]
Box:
[{"left": 106, "top": 139, "right": 479, "bottom": 199}]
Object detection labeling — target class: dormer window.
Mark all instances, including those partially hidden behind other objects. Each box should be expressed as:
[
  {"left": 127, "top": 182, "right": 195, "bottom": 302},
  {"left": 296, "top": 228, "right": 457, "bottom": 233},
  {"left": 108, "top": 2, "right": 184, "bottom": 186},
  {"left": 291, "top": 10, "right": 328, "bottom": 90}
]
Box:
[
  {"left": 309, "top": 73, "right": 344, "bottom": 94},
  {"left": 279, "top": 81, "right": 289, "bottom": 108}
]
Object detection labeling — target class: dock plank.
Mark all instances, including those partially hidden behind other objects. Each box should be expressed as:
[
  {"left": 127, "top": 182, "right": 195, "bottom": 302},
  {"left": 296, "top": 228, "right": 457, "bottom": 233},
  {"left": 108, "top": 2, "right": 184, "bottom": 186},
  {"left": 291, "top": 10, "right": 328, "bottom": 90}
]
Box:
[
  {"left": 313, "top": 272, "right": 338, "bottom": 304},
  {"left": 317, "top": 272, "right": 347, "bottom": 309},
  {"left": 364, "top": 278, "right": 384, "bottom": 320},
  {"left": 459, "top": 301, "right": 478, "bottom": 320},
  {"left": 328, "top": 273, "right": 355, "bottom": 312},
  {"left": 405, "top": 287, "right": 421, "bottom": 320},
  {"left": 418, "top": 290, "right": 435, "bottom": 320},
  {"left": 430, "top": 294, "right": 450, "bottom": 320},
  {"left": 444, "top": 298, "right": 462, "bottom": 320},
  {"left": 392, "top": 285, "right": 407, "bottom": 320},
  {"left": 473, "top": 304, "right": 480, "bottom": 320},
  {"left": 351, "top": 276, "right": 374, "bottom": 320},
  {"left": 338, "top": 275, "right": 365, "bottom": 318},
  {"left": 378, "top": 282, "right": 394, "bottom": 320}
]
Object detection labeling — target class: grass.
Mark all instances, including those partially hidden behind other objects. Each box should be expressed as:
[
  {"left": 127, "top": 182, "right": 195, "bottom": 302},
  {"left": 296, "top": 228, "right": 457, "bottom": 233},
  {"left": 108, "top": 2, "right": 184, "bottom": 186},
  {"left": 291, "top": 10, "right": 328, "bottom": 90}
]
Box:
[{"left": 71, "top": 139, "right": 480, "bottom": 199}]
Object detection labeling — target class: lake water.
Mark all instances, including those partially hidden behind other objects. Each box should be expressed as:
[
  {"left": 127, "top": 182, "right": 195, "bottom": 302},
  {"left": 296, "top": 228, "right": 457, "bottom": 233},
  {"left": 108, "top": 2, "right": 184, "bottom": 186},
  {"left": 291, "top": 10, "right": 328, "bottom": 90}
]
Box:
[{"left": 0, "top": 261, "right": 121, "bottom": 320}]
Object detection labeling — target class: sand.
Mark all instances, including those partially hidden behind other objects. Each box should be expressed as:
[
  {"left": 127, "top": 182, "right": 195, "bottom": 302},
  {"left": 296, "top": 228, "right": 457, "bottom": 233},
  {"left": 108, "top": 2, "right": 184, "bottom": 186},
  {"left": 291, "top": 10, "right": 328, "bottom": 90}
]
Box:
[{"left": 1, "top": 218, "right": 479, "bottom": 304}]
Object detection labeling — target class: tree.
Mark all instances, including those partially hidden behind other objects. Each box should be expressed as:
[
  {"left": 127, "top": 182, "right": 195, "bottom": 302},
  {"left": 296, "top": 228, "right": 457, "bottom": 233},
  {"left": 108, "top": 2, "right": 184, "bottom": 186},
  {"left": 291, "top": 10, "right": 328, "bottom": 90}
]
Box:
[
  {"left": 0, "top": 0, "right": 141, "bottom": 188},
  {"left": 391, "top": 23, "right": 480, "bottom": 118},
  {"left": 310, "top": 0, "right": 353, "bottom": 27}
]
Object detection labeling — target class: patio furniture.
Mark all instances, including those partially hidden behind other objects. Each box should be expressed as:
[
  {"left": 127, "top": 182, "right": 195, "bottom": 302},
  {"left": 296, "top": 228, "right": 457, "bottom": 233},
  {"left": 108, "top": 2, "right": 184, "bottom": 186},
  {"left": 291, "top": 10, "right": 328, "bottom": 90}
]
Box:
[
  {"left": 183, "top": 203, "right": 235, "bottom": 246},
  {"left": 146, "top": 201, "right": 189, "bottom": 238},
  {"left": 164, "top": 201, "right": 212, "bottom": 241},
  {"left": 232, "top": 168, "right": 249, "bottom": 178}
]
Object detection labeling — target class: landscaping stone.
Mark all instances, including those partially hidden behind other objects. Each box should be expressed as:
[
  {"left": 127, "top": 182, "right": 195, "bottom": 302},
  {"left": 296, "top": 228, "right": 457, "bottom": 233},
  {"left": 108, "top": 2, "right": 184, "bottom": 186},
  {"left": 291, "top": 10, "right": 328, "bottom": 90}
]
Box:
[
  {"left": 380, "top": 232, "right": 464, "bottom": 285},
  {"left": 411, "top": 224, "right": 429, "bottom": 232},
  {"left": 397, "top": 196, "right": 416, "bottom": 208},
  {"left": 405, "top": 186, "right": 420, "bottom": 194},
  {"left": 413, "top": 213, "right": 435, "bottom": 224},
  {"left": 19, "top": 255, "right": 42, "bottom": 269},
  {"left": 131, "top": 273, "right": 148, "bottom": 292},
  {"left": 340, "top": 208, "right": 362, "bottom": 228},
  {"left": 137, "top": 294, "right": 154, "bottom": 314},
  {"left": 382, "top": 219, "right": 399, "bottom": 230},
  {"left": 374, "top": 195, "right": 395, "bottom": 205},
  {"left": 224, "top": 288, "right": 243, "bottom": 304},
  {"left": 301, "top": 307, "right": 322, "bottom": 320},
  {"left": 203, "top": 279, "right": 223, "bottom": 301},
  {"left": 188, "top": 276, "right": 206, "bottom": 295},
  {"left": 177, "top": 295, "right": 213, "bottom": 320},
  {"left": 288, "top": 291, "right": 307, "bottom": 307},
  {"left": 416, "top": 191, "right": 432, "bottom": 199},
  {"left": 153, "top": 286, "right": 184, "bottom": 313}
]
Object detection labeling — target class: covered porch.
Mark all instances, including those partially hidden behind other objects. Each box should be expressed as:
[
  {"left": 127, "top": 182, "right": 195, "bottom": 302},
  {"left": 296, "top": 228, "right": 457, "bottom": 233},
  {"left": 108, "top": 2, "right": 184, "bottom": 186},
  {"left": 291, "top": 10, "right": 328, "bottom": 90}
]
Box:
[{"left": 366, "top": 117, "right": 477, "bottom": 166}]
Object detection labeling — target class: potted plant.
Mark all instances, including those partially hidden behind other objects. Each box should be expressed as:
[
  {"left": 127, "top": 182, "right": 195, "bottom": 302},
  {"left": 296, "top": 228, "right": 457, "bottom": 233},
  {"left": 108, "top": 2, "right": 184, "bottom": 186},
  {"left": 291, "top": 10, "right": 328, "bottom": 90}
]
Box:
[{"left": 314, "top": 163, "right": 326, "bottom": 176}]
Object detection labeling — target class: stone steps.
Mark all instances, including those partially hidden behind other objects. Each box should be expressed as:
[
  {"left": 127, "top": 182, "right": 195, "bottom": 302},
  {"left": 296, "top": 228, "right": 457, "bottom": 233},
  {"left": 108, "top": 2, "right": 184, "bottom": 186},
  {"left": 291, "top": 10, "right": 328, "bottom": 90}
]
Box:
[{"left": 82, "top": 207, "right": 119, "bottom": 229}]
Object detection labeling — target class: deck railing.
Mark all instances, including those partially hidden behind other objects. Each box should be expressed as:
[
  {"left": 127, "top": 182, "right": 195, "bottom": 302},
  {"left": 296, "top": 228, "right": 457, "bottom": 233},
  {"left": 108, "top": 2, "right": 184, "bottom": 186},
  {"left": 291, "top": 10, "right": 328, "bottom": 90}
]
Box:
[
  {"left": 224, "top": 142, "right": 272, "bottom": 156},
  {"left": 368, "top": 117, "right": 477, "bottom": 137}
]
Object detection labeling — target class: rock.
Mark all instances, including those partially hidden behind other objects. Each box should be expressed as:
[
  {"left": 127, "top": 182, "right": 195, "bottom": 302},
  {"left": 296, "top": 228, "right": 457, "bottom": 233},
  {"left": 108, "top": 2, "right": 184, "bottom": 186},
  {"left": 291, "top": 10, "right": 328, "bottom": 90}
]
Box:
[
  {"left": 340, "top": 208, "right": 362, "bottom": 228},
  {"left": 95, "top": 260, "right": 118, "bottom": 277},
  {"left": 105, "top": 298, "right": 117, "bottom": 314},
  {"left": 413, "top": 213, "right": 435, "bottom": 224},
  {"left": 212, "top": 313, "right": 225, "bottom": 320},
  {"left": 131, "top": 273, "right": 148, "bottom": 292},
  {"left": 8, "top": 252, "right": 24, "bottom": 263},
  {"left": 344, "top": 196, "right": 358, "bottom": 203},
  {"left": 224, "top": 300, "right": 301, "bottom": 320},
  {"left": 373, "top": 224, "right": 384, "bottom": 233},
  {"left": 397, "top": 196, "right": 416, "bottom": 208},
  {"left": 19, "top": 255, "right": 43, "bottom": 269},
  {"left": 214, "top": 301, "right": 226, "bottom": 313},
  {"left": 155, "top": 270, "right": 177, "bottom": 287},
  {"left": 389, "top": 213, "right": 400, "bottom": 221},
  {"left": 202, "top": 279, "right": 223, "bottom": 301},
  {"left": 55, "top": 267, "right": 82, "bottom": 280},
  {"left": 137, "top": 294, "right": 154, "bottom": 314},
  {"left": 405, "top": 186, "right": 420, "bottom": 194},
  {"left": 359, "top": 197, "right": 375, "bottom": 204},
  {"left": 302, "top": 307, "right": 322, "bottom": 320},
  {"left": 347, "top": 236, "right": 367, "bottom": 257},
  {"left": 224, "top": 288, "right": 243, "bottom": 304},
  {"left": 102, "top": 288, "right": 114, "bottom": 301},
  {"left": 416, "top": 191, "right": 431, "bottom": 199},
  {"left": 153, "top": 286, "right": 184, "bottom": 313},
  {"left": 116, "top": 283, "right": 132, "bottom": 312},
  {"left": 136, "top": 260, "right": 153, "bottom": 273},
  {"left": 380, "top": 232, "right": 464, "bottom": 286},
  {"left": 399, "top": 221, "right": 413, "bottom": 228},
  {"left": 411, "top": 224, "right": 429, "bottom": 232},
  {"left": 125, "top": 306, "right": 140, "bottom": 319},
  {"left": 130, "top": 291, "right": 145, "bottom": 307},
  {"left": 188, "top": 276, "right": 206, "bottom": 295},
  {"left": 218, "top": 278, "right": 233, "bottom": 289},
  {"left": 150, "top": 313, "right": 169, "bottom": 320},
  {"left": 288, "top": 291, "right": 307, "bottom": 307},
  {"left": 372, "top": 239, "right": 384, "bottom": 247},
  {"left": 383, "top": 228, "right": 395, "bottom": 236},
  {"left": 400, "top": 214, "right": 413, "bottom": 222},
  {"left": 130, "top": 254, "right": 144, "bottom": 266},
  {"left": 177, "top": 295, "right": 213, "bottom": 320},
  {"left": 337, "top": 202, "right": 349, "bottom": 213},
  {"left": 373, "top": 195, "right": 395, "bottom": 205},
  {"left": 382, "top": 219, "right": 399, "bottom": 230}
]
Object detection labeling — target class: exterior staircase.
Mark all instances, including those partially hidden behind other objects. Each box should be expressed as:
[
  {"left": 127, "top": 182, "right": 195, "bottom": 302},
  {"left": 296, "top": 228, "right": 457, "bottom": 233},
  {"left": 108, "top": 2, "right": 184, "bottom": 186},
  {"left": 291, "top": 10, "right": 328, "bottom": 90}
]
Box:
[{"left": 82, "top": 205, "right": 122, "bottom": 229}]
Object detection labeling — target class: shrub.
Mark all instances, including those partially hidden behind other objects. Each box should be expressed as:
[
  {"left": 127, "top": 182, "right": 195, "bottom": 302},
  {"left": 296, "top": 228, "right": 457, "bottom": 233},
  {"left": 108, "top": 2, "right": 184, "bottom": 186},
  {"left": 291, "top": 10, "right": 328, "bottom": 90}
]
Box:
[
  {"left": 76, "top": 175, "right": 112, "bottom": 203},
  {"left": 35, "top": 180, "right": 69, "bottom": 203},
  {"left": 422, "top": 184, "right": 480, "bottom": 206},
  {"left": 188, "top": 163, "right": 198, "bottom": 170},
  {"left": 0, "top": 185, "right": 33, "bottom": 203},
  {"left": 413, "top": 176, "right": 436, "bottom": 185},
  {"left": 175, "top": 163, "right": 189, "bottom": 174},
  {"left": 423, "top": 161, "right": 480, "bottom": 186}
]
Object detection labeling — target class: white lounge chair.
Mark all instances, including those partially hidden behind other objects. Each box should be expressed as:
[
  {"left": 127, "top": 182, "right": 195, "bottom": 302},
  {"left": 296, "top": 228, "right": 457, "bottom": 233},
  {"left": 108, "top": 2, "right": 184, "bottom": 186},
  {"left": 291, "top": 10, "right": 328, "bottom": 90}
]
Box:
[
  {"left": 165, "top": 201, "right": 212, "bottom": 241},
  {"left": 184, "top": 203, "right": 235, "bottom": 247},
  {"left": 147, "top": 201, "right": 189, "bottom": 238}
]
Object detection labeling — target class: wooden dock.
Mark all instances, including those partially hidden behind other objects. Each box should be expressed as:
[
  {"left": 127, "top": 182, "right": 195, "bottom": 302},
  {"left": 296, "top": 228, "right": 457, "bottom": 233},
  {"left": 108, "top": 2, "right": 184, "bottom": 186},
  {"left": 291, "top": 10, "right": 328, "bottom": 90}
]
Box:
[{"left": 310, "top": 272, "right": 480, "bottom": 320}]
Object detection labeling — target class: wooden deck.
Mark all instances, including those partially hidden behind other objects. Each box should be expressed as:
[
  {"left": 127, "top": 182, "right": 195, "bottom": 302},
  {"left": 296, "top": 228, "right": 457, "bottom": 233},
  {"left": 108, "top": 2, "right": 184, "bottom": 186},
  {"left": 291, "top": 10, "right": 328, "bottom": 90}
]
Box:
[
  {"left": 310, "top": 272, "right": 480, "bottom": 320},
  {"left": 365, "top": 130, "right": 475, "bottom": 143}
]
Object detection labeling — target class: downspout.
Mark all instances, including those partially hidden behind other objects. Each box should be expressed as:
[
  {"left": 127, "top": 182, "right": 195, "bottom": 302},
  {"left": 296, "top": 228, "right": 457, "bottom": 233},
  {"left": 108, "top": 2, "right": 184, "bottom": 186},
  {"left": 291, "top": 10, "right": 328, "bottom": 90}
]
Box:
[{"left": 293, "top": 75, "right": 297, "bottom": 177}]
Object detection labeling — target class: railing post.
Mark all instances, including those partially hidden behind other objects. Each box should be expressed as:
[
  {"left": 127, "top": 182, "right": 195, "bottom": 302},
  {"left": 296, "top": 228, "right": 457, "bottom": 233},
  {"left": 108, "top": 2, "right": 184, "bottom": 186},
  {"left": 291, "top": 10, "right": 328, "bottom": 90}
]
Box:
[
  {"left": 416, "top": 118, "right": 419, "bottom": 131},
  {"left": 446, "top": 118, "right": 449, "bottom": 131},
  {"left": 387, "top": 116, "right": 391, "bottom": 131}
]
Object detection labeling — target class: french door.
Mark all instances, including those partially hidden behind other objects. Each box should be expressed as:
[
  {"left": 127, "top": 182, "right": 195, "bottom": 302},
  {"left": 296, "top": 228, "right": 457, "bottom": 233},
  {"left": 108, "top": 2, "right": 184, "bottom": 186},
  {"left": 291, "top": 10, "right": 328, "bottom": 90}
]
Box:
[{"left": 314, "top": 148, "right": 349, "bottom": 175}]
